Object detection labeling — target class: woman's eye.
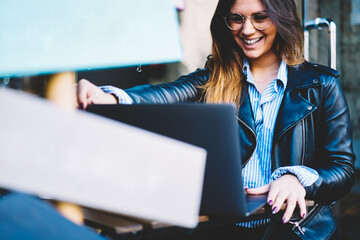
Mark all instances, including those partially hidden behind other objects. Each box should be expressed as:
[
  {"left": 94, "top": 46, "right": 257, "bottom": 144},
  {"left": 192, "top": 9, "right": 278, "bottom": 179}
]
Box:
[
  {"left": 230, "top": 15, "right": 244, "bottom": 23},
  {"left": 253, "top": 14, "right": 269, "bottom": 22}
]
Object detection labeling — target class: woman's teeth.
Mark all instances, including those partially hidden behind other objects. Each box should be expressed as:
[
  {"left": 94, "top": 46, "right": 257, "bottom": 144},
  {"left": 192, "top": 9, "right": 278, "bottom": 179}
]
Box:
[{"left": 243, "top": 37, "right": 262, "bottom": 45}]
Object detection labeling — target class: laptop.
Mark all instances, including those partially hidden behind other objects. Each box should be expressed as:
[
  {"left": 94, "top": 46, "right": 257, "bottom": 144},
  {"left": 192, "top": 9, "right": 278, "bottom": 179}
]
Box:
[{"left": 86, "top": 103, "right": 267, "bottom": 218}]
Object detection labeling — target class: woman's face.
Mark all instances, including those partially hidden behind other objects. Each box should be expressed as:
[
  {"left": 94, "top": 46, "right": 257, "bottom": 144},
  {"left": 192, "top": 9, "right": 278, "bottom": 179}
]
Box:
[{"left": 229, "top": 0, "right": 277, "bottom": 61}]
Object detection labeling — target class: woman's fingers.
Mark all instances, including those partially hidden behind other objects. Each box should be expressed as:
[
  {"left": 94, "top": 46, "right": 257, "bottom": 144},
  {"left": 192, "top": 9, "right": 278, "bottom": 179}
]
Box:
[
  {"left": 77, "top": 79, "right": 91, "bottom": 109},
  {"left": 281, "top": 195, "right": 296, "bottom": 223},
  {"left": 271, "top": 191, "right": 286, "bottom": 214},
  {"left": 297, "top": 196, "right": 307, "bottom": 219},
  {"left": 247, "top": 184, "right": 280, "bottom": 209},
  {"left": 265, "top": 174, "right": 306, "bottom": 222},
  {"left": 76, "top": 79, "right": 117, "bottom": 109},
  {"left": 245, "top": 175, "right": 307, "bottom": 223},
  {"left": 245, "top": 184, "right": 270, "bottom": 195},
  {"left": 266, "top": 185, "right": 279, "bottom": 207},
  {"left": 281, "top": 195, "right": 307, "bottom": 223}
]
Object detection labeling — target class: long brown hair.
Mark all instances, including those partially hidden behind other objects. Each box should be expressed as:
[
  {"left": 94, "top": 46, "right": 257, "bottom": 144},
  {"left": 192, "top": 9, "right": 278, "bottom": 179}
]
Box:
[{"left": 202, "top": 0, "right": 304, "bottom": 108}]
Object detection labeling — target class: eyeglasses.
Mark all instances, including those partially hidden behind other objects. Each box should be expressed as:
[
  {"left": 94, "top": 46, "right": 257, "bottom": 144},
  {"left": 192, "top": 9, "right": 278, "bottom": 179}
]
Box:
[{"left": 224, "top": 11, "right": 272, "bottom": 31}]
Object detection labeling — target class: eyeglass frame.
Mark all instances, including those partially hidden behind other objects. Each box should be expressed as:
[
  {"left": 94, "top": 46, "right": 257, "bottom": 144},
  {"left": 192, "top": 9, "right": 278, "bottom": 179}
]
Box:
[{"left": 223, "top": 11, "right": 272, "bottom": 31}]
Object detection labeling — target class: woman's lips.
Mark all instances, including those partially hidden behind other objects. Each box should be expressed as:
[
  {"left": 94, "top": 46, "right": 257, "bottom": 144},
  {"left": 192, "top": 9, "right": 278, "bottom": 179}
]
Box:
[{"left": 241, "top": 37, "right": 263, "bottom": 48}]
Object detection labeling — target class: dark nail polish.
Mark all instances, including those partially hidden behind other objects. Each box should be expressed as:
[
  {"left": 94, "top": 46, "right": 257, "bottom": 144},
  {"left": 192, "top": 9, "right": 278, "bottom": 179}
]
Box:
[
  {"left": 268, "top": 200, "right": 273, "bottom": 206},
  {"left": 302, "top": 213, "right": 306, "bottom": 218},
  {"left": 272, "top": 207, "right": 278, "bottom": 214},
  {"left": 283, "top": 218, "right": 287, "bottom": 224}
]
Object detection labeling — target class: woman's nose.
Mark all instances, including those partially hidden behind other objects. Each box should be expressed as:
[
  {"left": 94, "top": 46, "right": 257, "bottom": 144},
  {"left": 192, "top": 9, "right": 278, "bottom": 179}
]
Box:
[{"left": 241, "top": 18, "right": 256, "bottom": 35}]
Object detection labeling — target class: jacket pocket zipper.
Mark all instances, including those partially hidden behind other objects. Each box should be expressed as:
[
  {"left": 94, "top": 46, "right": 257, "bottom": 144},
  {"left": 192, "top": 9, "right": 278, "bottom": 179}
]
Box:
[{"left": 288, "top": 203, "right": 320, "bottom": 235}]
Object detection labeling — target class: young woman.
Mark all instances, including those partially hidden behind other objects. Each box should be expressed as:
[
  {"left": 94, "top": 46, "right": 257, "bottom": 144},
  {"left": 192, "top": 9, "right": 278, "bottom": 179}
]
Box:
[{"left": 77, "top": 0, "right": 355, "bottom": 239}]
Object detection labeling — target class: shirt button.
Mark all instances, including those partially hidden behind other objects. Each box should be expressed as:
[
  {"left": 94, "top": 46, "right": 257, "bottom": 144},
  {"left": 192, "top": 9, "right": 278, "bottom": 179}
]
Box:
[{"left": 307, "top": 106, "right": 313, "bottom": 111}]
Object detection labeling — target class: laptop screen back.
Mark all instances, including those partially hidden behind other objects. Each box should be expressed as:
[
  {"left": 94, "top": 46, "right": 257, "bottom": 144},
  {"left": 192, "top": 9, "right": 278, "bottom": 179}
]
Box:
[{"left": 87, "top": 103, "right": 247, "bottom": 217}]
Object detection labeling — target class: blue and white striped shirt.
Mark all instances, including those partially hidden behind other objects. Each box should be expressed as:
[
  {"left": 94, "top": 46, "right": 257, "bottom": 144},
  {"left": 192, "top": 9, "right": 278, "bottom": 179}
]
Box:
[
  {"left": 237, "top": 60, "right": 318, "bottom": 228},
  {"left": 100, "top": 85, "right": 134, "bottom": 104},
  {"left": 242, "top": 60, "right": 318, "bottom": 189}
]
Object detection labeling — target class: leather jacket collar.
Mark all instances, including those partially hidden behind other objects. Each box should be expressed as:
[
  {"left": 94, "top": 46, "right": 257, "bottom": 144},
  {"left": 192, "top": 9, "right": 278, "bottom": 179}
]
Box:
[{"left": 238, "top": 62, "right": 321, "bottom": 145}]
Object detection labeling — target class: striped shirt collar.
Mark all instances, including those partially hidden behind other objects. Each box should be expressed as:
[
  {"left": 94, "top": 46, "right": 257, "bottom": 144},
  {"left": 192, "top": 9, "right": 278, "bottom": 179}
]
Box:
[{"left": 243, "top": 59, "right": 288, "bottom": 93}]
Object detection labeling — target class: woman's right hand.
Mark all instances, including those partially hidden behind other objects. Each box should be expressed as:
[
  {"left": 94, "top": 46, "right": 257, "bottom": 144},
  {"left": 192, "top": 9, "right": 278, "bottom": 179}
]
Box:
[{"left": 76, "top": 79, "right": 117, "bottom": 109}]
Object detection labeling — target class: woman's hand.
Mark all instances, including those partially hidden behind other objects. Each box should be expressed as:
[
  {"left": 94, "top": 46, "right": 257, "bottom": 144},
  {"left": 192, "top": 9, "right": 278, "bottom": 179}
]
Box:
[
  {"left": 76, "top": 79, "right": 117, "bottom": 109},
  {"left": 246, "top": 174, "right": 306, "bottom": 223}
]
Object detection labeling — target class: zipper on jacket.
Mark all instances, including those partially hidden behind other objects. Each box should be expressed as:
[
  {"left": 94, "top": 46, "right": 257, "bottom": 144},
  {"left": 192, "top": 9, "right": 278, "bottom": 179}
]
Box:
[
  {"left": 288, "top": 221, "right": 305, "bottom": 235},
  {"left": 301, "top": 119, "right": 305, "bottom": 165},
  {"left": 288, "top": 203, "right": 320, "bottom": 235}
]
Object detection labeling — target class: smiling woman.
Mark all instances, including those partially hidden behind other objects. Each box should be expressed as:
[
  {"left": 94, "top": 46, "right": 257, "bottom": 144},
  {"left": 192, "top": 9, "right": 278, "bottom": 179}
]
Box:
[
  {"left": 76, "top": 0, "right": 355, "bottom": 239},
  {"left": 227, "top": 0, "right": 278, "bottom": 62}
]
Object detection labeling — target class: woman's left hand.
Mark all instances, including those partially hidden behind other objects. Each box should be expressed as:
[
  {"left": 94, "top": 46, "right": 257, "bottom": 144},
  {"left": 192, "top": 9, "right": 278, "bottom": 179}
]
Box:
[{"left": 246, "top": 174, "right": 306, "bottom": 223}]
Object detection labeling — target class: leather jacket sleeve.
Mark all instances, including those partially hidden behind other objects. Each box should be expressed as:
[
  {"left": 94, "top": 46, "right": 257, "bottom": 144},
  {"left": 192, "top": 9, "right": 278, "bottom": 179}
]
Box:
[
  {"left": 304, "top": 73, "right": 356, "bottom": 204},
  {"left": 124, "top": 68, "right": 210, "bottom": 104}
]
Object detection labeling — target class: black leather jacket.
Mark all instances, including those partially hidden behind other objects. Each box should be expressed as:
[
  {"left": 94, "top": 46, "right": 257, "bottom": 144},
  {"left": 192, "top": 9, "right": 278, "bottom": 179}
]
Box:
[{"left": 124, "top": 61, "right": 355, "bottom": 239}]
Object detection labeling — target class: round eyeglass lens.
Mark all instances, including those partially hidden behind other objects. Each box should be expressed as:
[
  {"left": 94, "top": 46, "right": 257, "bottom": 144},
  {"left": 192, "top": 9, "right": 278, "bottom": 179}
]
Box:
[{"left": 225, "top": 12, "right": 271, "bottom": 31}]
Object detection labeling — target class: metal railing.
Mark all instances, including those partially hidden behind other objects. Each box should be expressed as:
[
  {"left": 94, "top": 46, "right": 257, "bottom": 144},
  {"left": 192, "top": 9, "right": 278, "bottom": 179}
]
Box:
[{"left": 304, "top": 17, "right": 337, "bottom": 70}]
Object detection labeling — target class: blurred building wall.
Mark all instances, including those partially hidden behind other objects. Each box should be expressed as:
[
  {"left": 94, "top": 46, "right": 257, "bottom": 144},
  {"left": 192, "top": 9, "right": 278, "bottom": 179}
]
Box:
[
  {"left": 179, "top": 0, "right": 218, "bottom": 72},
  {"left": 305, "top": 0, "right": 360, "bottom": 167},
  {"left": 149, "top": 0, "right": 218, "bottom": 84},
  {"left": 306, "top": 1, "right": 360, "bottom": 238}
]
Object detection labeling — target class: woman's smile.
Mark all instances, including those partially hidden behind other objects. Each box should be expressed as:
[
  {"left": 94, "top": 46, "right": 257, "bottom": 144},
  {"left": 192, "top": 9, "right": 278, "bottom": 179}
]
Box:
[{"left": 241, "top": 36, "right": 264, "bottom": 47}]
